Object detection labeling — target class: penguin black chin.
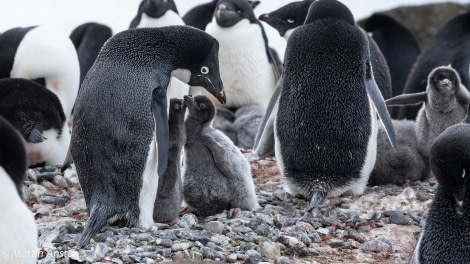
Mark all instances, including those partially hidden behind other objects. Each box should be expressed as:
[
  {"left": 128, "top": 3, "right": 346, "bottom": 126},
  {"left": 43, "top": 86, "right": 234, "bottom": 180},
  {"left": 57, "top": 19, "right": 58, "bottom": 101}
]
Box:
[{"left": 216, "top": 10, "right": 241, "bottom": 27}]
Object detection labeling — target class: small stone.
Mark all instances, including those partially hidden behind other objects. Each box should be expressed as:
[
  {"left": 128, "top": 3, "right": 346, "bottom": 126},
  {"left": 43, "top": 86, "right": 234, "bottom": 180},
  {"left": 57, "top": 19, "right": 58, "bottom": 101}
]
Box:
[
  {"left": 389, "top": 212, "right": 412, "bottom": 225},
  {"left": 135, "top": 233, "right": 152, "bottom": 242},
  {"left": 205, "top": 221, "right": 225, "bottom": 234},
  {"left": 63, "top": 168, "right": 80, "bottom": 185},
  {"left": 171, "top": 242, "right": 191, "bottom": 252},
  {"left": 53, "top": 175, "right": 68, "bottom": 188},
  {"left": 245, "top": 249, "right": 263, "bottom": 264},
  {"left": 178, "top": 213, "right": 198, "bottom": 228},
  {"left": 159, "top": 239, "right": 173, "bottom": 248},
  {"left": 27, "top": 169, "right": 38, "bottom": 182},
  {"left": 29, "top": 184, "right": 47, "bottom": 200},
  {"left": 317, "top": 228, "right": 329, "bottom": 235},
  {"left": 94, "top": 243, "right": 109, "bottom": 259},
  {"left": 22, "top": 186, "right": 34, "bottom": 201},
  {"left": 328, "top": 240, "right": 344, "bottom": 248},
  {"left": 357, "top": 226, "right": 371, "bottom": 233},
  {"left": 275, "top": 256, "right": 292, "bottom": 264},
  {"left": 362, "top": 240, "right": 392, "bottom": 253},
  {"left": 40, "top": 196, "right": 68, "bottom": 205},
  {"left": 309, "top": 233, "right": 322, "bottom": 243},
  {"left": 227, "top": 253, "right": 238, "bottom": 263},
  {"left": 257, "top": 242, "right": 281, "bottom": 259},
  {"left": 37, "top": 171, "right": 56, "bottom": 182}
]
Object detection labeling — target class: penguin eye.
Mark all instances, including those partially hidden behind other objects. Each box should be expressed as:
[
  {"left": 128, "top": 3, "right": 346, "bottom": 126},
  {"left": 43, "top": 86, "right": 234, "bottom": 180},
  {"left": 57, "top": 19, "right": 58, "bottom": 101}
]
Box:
[
  {"left": 199, "top": 103, "right": 206, "bottom": 109},
  {"left": 287, "top": 18, "right": 295, "bottom": 24},
  {"left": 201, "top": 66, "right": 210, "bottom": 75},
  {"left": 463, "top": 169, "right": 466, "bottom": 179},
  {"left": 173, "top": 103, "right": 181, "bottom": 110}
]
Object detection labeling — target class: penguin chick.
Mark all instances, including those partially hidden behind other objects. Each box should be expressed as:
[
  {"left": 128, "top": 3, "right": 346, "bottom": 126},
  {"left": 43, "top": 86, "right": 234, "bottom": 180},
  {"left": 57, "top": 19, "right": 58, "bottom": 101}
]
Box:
[
  {"left": 410, "top": 107, "right": 470, "bottom": 263},
  {"left": 387, "top": 66, "right": 470, "bottom": 162},
  {"left": 183, "top": 95, "right": 259, "bottom": 217},
  {"left": 369, "top": 120, "right": 428, "bottom": 186},
  {"left": 0, "top": 116, "right": 38, "bottom": 264},
  {"left": 153, "top": 98, "right": 186, "bottom": 224}
]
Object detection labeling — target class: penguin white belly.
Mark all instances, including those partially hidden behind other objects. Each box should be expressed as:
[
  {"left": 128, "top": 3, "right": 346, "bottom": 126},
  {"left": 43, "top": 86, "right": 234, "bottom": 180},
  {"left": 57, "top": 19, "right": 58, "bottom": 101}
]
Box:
[
  {"left": 10, "top": 26, "right": 80, "bottom": 125},
  {"left": 25, "top": 127, "right": 70, "bottom": 167},
  {"left": 205, "top": 19, "right": 277, "bottom": 108},
  {"left": 138, "top": 135, "right": 159, "bottom": 228},
  {"left": 138, "top": 12, "right": 185, "bottom": 28},
  {"left": 0, "top": 167, "right": 37, "bottom": 264}
]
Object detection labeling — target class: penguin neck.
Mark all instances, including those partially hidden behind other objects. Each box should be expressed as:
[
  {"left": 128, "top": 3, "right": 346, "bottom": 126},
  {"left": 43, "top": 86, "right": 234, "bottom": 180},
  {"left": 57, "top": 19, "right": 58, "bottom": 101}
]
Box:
[{"left": 185, "top": 116, "right": 211, "bottom": 141}]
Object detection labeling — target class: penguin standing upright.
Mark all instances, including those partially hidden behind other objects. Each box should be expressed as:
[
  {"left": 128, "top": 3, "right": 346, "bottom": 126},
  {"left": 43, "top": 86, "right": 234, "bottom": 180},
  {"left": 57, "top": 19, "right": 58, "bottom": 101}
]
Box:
[
  {"left": 153, "top": 98, "right": 186, "bottom": 225},
  {"left": 0, "top": 78, "right": 68, "bottom": 167},
  {"left": 0, "top": 116, "right": 38, "bottom": 264},
  {"left": 398, "top": 11, "right": 470, "bottom": 120},
  {"left": 69, "top": 22, "right": 113, "bottom": 85},
  {"left": 0, "top": 25, "right": 80, "bottom": 130},
  {"left": 71, "top": 26, "right": 225, "bottom": 248},
  {"left": 410, "top": 105, "right": 470, "bottom": 263},
  {"left": 202, "top": 0, "right": 280, "bottom": 108},
  {"left": 273, "top": 0, "right": 396, "bottom": 208},
  {"left": 129, "top": 0, "right": 184, "bottom": 28}
]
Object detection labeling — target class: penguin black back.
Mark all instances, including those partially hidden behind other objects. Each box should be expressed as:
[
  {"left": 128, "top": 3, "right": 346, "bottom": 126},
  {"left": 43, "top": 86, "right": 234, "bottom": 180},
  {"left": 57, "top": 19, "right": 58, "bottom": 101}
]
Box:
[
  {"left": 70, "top": 22, "right": 113, "bottom": 85},
  {"left": 0, "top": 116, "right": 27, "bottom": 197},
  {"left": 0, "top": 78, "right": 65, "bottom": 144},
  {"left": 72, "top": 26, "right": 225, "bottom": 248},
  {"left": 398, "top": 11, "right": 470, "bottom": 120}
]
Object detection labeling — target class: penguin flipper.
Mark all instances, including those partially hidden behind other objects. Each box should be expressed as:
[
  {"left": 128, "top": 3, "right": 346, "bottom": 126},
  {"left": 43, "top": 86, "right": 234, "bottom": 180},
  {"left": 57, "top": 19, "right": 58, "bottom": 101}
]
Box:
[
  {"left": 365, "top": 65, "right": 397, "bottom": 149},
  {"left": 201, "top": 133, "right": 244, "bottom": 179},
  {"left": 151, "top": 86, "right": 169, "bottom": 177},
  {"left": 253, "top": 76, "right": 283, "bottom": 157},
  {"left": 21, "top": 122, "right": 46, "bottom": 143},
  {"left": 76, "top": 204, "right": 111, "bottom": 248},
  {"left": 385, "top": 92, "right": 427, "bottom": 106}
]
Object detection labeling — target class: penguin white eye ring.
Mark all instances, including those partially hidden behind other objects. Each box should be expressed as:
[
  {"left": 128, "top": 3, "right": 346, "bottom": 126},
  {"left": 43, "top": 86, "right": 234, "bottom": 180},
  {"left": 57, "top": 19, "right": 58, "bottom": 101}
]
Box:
[
  {"left": 201, "top": 66, "right": 210, "bottom": 74},
  {"left": 199, "top": 102, "right": 207, "bottom": 109},
  {"left": 287, "top": 18, "right": 295, "bottom": 24},
  {"left": 463, "top": 169, "right": 466, "bottom": 179}
]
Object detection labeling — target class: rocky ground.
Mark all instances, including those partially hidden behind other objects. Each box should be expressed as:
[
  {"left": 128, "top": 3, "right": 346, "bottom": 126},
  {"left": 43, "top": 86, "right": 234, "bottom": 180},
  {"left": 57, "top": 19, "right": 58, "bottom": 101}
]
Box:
[{"left": 22, "top": 155, "right": 434, "bottom": 264}]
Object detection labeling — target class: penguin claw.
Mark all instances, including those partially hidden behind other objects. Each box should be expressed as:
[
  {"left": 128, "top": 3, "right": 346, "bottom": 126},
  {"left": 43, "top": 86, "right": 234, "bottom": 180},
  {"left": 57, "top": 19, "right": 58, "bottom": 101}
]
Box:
[
  {"left": 228, "top": 208, "right": 241, "bottom": 218},
  {"left": 308, "top": 192, "right": 325, "bottom": 210},
  {"left": 179, "top": 205, "right": 192, "bottom": 215}
]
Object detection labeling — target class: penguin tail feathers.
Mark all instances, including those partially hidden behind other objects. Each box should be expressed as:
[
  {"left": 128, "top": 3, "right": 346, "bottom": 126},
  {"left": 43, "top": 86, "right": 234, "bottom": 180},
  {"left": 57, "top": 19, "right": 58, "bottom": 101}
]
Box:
[
  {"left": 308, "top": 191, "right": 326, "bottom": 210},
  {"left": 76, "top": 205, "right": 110, "bottom": 248}
]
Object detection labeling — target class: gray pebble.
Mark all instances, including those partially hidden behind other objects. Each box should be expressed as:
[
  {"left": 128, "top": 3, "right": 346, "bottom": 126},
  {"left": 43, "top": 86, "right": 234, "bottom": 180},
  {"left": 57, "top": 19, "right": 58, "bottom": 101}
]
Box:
[
  {"left": 389, "top": 211, "right": 412, "bottom": 225},
  {"left": 40, "top": 196, "right": 67, "bottom": 205},
  {"left": 29, "top": 184, "right": 48, "bottom": 200},
  {"left": 276, "top": 256, "right": 293, "bottom": 264},
  {"left": 205, "top": 221, "right": 225, "bottom": 234},
  {"left": 362, "top": 240, "right": 393, "bottom": 253},
  {"left": 52, "top": 175, "right": 68, "bottom": 188},
  {"left": 178, "top": 213, "right": 198, "bottom": 229},
  {"left": 257, "top": 242, "right": 281, "bottom": 259},
  {"left": 245, "top": 249, "right": 263, "bottom": 264}
]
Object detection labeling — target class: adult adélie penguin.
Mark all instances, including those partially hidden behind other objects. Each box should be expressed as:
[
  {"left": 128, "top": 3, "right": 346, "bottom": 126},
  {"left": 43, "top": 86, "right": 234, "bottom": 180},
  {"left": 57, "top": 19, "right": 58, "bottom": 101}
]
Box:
[
  {"left": 272, "top": 0, "right": 396, "bottom": 209},
  {"left": 72, "top": 26, "right": 225, "bottom": 248},
  {"left": 129, "top": 0, "right": 184, "bottom": 28}
]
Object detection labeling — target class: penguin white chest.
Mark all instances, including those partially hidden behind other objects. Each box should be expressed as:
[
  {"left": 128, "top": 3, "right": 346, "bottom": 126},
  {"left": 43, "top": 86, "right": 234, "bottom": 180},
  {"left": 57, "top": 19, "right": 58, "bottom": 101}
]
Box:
[
  {"left": 206, "top": 19, "right": 277, "bottom": 108},
  {"left": 0, "top": 167, "right": 38, "bottom": 264},
  {"left": 138, "top": 12, "right": 185, "bottom": 28}
]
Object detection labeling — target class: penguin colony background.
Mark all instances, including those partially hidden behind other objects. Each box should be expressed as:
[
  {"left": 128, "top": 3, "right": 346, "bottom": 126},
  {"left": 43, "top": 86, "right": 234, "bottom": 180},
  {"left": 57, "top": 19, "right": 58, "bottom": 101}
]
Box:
[{"left": 1, "top": 0, "right": 470, "bottom": 263}]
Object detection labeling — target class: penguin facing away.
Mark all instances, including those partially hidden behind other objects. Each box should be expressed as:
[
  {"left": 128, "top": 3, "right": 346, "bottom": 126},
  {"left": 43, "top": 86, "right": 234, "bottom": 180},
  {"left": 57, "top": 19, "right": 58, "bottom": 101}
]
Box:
[
  {"left": 0, "top": 25, "right": 80, "bottom": 130},
  {"left": 398, "top": 11, "right": 470, "bottom": 120},
  {"left": 153, "top": 98, "right": 186, "bottom": 225},
  {"left": 69, "top": 22, "right": 113, "bottom": 85},
  {"left": 182, "top": 0, "right": 260, "bottom": 31},
  {"left": 202, "top": 0, "right": 280, "bottom": 108},
  {"left": 274, "top": 0, "right": 396, "bottom": 208},
  {"left": 258, "top": 0, "right": 315, "bottom": 40},
  {"left": 0, "top": 116, "right": 38, "bottom": 264},
  {"left": 253, "top": 0, "right": 392, "bottom": 158},
  {"left": 129, "top": 0, "right": 184, "bottom": 28},
  {"left": 0, "top": 78, "right": 69, "bottom": 167},
  {"left": 410, "top": 105, "right": 470, "bottom": 264},
  {"left": 182, "top": 95, "right": 259, "bottom": 217},
  {"left": 71, "top": 26, "right": 226, "bottom": 248}
]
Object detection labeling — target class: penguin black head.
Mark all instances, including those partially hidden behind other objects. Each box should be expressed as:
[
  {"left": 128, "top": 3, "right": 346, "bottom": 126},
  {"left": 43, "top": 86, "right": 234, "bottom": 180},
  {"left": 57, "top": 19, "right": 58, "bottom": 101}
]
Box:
[
  {"left": 427, "top": 66, "right": 467, "bottom": 113},
  {"left": 430, "top": 122, "right": 470, "bottom": 213},
  {"left": 138, "top": 0, "right": 179, "bottom": 18},
  {"left": 0, "top": 116, "right": 27, "bottom": 198},
  {"left": 305, "top": 0, "right": 354, "bottom": 25},
  {"left": 185, "top": 95, "right": 216, "bottom": 124},
  {"left": 214, "top": 0, "right": 258, "bottom": 27},
  {"left": 258, "top": 0, "right": 315, "bottom": 37}
]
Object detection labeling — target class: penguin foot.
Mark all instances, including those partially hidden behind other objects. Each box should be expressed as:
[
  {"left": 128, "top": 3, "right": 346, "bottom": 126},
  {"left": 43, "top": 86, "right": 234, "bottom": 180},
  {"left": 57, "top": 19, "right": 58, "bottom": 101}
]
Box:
[
  {"left": 154, "top": 222, "right": 170, "bottom": 230},
  {"left": 228, "top": 208, "right": 241, "bottom": 218},
  {"left": 179, "top": 206, "right": 192, "bottom": 215},
  {"left": 308, "top": 191, "right": 326, "bottom": 211}
]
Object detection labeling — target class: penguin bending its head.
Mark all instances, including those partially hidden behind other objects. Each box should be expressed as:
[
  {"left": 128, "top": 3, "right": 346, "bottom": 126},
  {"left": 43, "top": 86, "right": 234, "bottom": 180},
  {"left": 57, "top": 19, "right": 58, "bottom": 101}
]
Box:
[
  {"left": 410, "top": 105, "right": 470, "bottom": 263},
  {"left": 72, "top": 26, "right": 225, "bottom": 248},
  {"left": 129, "top": 0, "right": 184, "bottom": 28},
  {"left": 273, "top": 0, "right": 396, "bottom": 209},
  {"left": 182, "top": 95, "right": 259, "bottom": 217},
  {"left": 202, "top": 0, "right": 280, "bottom": 108},
  {"left": 0, "top": 25, "right": 80, "bottom": 130},
  {"left": 0, "top": 78, "right": 68, "bottom": 167},
  {"left": 153, "top": 98, "right": 186, "bottom": 225},
  {"left": 0, "top": 116, "right": 38, "bottom": 264}
]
